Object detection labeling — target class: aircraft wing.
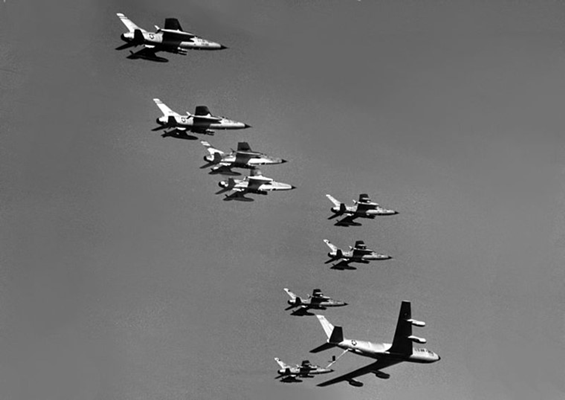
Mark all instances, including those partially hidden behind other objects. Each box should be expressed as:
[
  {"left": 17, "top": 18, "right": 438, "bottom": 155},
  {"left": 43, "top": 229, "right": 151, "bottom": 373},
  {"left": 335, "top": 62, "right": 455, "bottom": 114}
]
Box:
[
  {"left": 317, "top": 359, "right": 401, "bottom": 387},
  {"left": 388, "top": 301, "right": 414, "bottom": 355}
]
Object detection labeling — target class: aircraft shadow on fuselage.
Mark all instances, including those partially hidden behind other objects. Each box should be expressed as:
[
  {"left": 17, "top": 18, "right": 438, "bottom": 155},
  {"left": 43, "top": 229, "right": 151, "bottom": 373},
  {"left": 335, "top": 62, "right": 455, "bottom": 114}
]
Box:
[
  {"left": 330, "top": 262, "right": 357, "bottom": 271},
  {"left": 335, "top": 220, "right": 363, "bottom": 227},
  {"left": 277, "top": 376, "right": 303, "bottom": 383},
  {"left": 125, "top": 51, "right": 169, "bottom": 63},
  {"left": 160, "top": 130, "right": 198, "bottom": 140},
  {"left": 289, "top": 308, "right": 316, "bottom": 317},
  {"left": 222, "top": 195, "right": 255, "bottom": 202},
  {"left": 208, "top": 169, "right": 242, "bottom": 176}
]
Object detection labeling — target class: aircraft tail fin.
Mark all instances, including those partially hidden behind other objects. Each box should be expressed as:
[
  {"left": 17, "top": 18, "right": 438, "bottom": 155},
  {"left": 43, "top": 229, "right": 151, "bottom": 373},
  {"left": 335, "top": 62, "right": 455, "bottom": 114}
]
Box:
[
  {"left": 164, "top": 18, "right": 183, "bottom": 31},
  {"left": 323, "top": 239, "right": 337, "bottom": 253},
  {"left": 117, "top": 13, "right": 145, "bottom": 33},
  {"left": 326, "top": 194, "right": 341, "bottom": 207},
  {"left": 274, "top": 357, "right": 289, "bottom": 370},
  {"left": 194, "top": 105, "right": 212, "bottom": 116},
  {"left": 153, "top": 99, "right": 180, "bottom": 117},
  {"left": 237, "top": 142, "right": 252, "bottom": 152}
]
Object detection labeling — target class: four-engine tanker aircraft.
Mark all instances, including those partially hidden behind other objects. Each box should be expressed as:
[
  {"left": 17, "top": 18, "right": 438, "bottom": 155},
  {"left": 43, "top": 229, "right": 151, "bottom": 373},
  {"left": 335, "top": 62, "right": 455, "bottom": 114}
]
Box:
[
  {"left": 311, "top": 301, "right": 440, "bottom": 387},
  {"left": 323, "top": 239, "right": 391, "bottom": 269},
  {"left": 201, "top": 141, "right": 286, "bottom": 175},
  {"left": 327, "top": 193, "right": 398, "bottom": 226},
  {"left": 284, "top": 288, "right": 348, "bottom": 316},
  {"left": 153, "top": 99, "right": 250, "bottom": 136},
  {"left": 274, "top": 358, "right": 334, "bottom": 383},
  {"left": 216, "top": 169, "right": 295, "bottom": 201},
  {"left": 116, "top": 13, "right": 227, "bottom": 62}
]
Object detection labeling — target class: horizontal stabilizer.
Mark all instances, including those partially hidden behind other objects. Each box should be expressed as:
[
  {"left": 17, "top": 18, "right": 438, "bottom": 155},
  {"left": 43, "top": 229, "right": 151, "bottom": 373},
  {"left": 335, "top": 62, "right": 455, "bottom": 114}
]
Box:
[
  {"left": 310, "top": 342, "right": 335, "bottom": 353},
  {"left": 117, "top": 13, "right": 145, "bottom": 33},
  {"left": 326, "top": 194, "right": 341, "bottom": 207},
  {"left": 154, "top": 99, "right": 178, "bottom": 116}
]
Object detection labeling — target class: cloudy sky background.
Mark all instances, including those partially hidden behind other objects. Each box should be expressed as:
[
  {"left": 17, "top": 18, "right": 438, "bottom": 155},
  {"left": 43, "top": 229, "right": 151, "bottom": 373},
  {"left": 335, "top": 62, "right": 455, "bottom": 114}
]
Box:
[{"left": 1, "top": 1, "right": 565, "bottom": 399}]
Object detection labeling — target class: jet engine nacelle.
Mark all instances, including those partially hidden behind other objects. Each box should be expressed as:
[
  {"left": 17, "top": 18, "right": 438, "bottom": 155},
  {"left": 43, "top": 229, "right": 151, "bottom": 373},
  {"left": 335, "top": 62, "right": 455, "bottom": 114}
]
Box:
[
  {"left": 407, "top": 319, "right": 426, "bottom": 327},
  {"left": 373, "top": 371, "right": 390, "bottom": 379},
  {"left": 348, "top": 378, "right": 364, "bottom": 387},
  {"left": 408, "top": 335, "right": 427, "bottom": 344}
]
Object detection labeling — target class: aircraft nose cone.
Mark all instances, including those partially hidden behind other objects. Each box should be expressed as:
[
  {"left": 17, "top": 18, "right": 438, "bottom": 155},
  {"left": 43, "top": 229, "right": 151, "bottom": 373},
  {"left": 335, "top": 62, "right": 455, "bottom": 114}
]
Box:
[
  {"left": 220, "top": 45, "right": 228, "bottom": 50},
  {"left": 290, "top": 185, "right": 297, "bottom": 190},
  {"left": 244, "top": 124, "right": 252, "bottom": 128},
  {"left": 281, "top": 159, "right": 287, "bottom": 164}
]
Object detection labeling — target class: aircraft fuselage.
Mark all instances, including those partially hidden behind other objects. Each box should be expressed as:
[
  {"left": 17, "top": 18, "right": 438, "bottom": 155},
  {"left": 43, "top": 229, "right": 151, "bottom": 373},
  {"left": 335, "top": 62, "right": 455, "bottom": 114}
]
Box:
[
  {"left": 157, "top": 114, "right": 249, "bottom": 131},
  {"left": 288, "top": 298, "right": 348, "bottom": 308},
  {"left": 335, "top": 339, "right": 440, "bottom": 364},
  {"left": 328, "top": 249, "right": 391, "bottom": 261},
  {"left": 218, "top": 178, "right": 295, "bottom": 193},
  {"left": 121, "top": 30, "right": 225, "bottom": 51},
  {"left": 330, "top": 205, "right": 398, "bottom": 217},
  {"left": 204, "top": 153, "right": 286, "bottom": 168}
]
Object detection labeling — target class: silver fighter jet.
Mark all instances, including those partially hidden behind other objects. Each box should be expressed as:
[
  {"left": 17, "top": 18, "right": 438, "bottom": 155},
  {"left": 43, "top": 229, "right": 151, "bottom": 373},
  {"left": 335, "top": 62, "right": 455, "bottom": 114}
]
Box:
[
  {"left": 311, "top": 301, "right": 440, "bottom": 387},
  {"left": 201, "top": 141, "right": 286, "bottom": 175},
  {"left": 153, "top": 99, "right": 250, "bottom": 136},
  {"left": 116, "top": 13, "right": 226, "bottom": 61},
  {"left": 216, "top": 169, "right": 295, "bottom": 201},
  {"left": 274, "top": 358, "right": 333, "bottom": 383},
  {"left": 284, "top": 288, "right": 348, "bottom": 316},
  {"left": 327, "top": 193, "right": 397, "bottom": 226},
  {"left": 323, "top": 239, "right": 391, "bottom": 269}
]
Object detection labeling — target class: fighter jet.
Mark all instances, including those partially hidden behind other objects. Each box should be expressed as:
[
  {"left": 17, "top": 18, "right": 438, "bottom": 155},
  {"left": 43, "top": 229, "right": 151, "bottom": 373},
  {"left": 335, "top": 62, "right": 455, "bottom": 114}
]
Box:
[
  {"left": 116, "top": 13, "right": 226, "bottom": 61},
  {"left": 323, "top": 239, "right": 391, "bottom": 269},
  {"left": 311, "top": 301, "right": 440, "bottom": 387},
  {"left": 153, "top": 99, "right": 250, "bottom": 136},
  {"left": 284, "top": 288, "right": 348, "bottom": 316},
  {"left": 274, "top": 358, "right": 333, "bottom": 383},
  {"left": 201, "top": 141, "right": 286, "bottom": 175},
  {"left": 327, "top": 194, "right": 397, "bottom": 226},
  {"left": 216, "top": 169, "right": 295, "bottom": 201}
]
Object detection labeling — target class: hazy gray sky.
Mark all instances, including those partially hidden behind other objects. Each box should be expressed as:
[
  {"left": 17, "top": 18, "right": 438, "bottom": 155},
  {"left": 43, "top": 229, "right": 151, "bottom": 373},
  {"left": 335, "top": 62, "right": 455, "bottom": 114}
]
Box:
[{"left": 1, "top": 1, "right": 565, "bottom": 399}]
